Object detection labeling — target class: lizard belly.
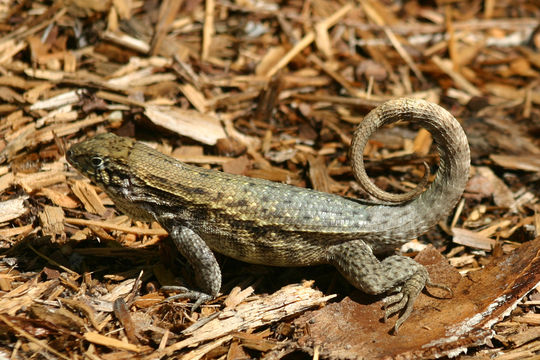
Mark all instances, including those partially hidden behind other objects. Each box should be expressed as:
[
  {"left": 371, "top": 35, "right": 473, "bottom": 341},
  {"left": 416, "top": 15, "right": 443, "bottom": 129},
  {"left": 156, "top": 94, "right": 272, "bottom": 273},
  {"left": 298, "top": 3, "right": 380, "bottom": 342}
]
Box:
[{"left": 197, "top": 225, "right": 329, "bottom": 267}]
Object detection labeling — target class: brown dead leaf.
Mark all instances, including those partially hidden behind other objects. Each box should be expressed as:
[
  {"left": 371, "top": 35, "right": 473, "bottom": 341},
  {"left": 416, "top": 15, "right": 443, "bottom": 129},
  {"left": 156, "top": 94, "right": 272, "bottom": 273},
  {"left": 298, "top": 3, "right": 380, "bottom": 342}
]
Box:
[
  {"left": 467, "top": 167, "right": 514, "bottom": 208},
  {"left": 295, "top": 240, "right": 540, "bottom": 359}
]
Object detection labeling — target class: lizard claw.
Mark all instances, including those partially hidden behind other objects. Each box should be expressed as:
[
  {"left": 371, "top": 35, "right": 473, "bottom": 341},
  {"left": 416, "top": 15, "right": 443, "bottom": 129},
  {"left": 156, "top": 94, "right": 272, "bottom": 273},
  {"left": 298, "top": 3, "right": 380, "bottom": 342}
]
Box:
[
  {"left": 383, "top": 267, "right": 429, "bottom": 334},
  {"left": 383, "top": 272, "right": 453, "bottom": 334},
  {"left": 425, "top": 280, "right": 453, "bottom": 298},
  {"left": 161, "top": 286, "right": 214, "bottom": 310}
]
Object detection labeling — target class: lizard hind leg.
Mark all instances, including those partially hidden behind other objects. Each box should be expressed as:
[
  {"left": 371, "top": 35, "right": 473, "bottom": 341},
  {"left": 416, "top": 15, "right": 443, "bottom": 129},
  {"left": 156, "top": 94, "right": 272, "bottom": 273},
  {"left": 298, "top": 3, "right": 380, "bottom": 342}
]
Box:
[
  {"left": 326, "top": 240, "right": 436, "bottom": 333},
  {"left": 161, "top": 225, "right": 222, "bottom": 309}
]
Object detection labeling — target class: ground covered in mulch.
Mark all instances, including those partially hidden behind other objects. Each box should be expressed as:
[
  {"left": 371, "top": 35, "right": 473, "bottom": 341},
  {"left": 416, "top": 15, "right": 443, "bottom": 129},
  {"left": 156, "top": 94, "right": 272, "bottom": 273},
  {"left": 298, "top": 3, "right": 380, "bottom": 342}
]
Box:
[{"left": 0, "top": 0, "right": 539, "bottom": 359}]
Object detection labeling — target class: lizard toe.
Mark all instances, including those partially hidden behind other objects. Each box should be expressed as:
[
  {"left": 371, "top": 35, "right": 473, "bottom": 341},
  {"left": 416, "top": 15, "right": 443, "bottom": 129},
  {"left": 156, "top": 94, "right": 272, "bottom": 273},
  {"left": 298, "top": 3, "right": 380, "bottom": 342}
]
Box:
[
  {"left": 161, "top": 285, "right": 214, "bottom": 310},
  {"left": 383, "top": 267, "right": 429, "bottom": 334}
]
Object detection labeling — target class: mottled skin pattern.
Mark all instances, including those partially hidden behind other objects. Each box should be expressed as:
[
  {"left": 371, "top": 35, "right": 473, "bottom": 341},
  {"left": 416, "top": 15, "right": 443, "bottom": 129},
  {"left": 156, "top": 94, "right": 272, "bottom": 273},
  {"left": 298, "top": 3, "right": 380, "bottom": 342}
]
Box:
[{"left": 66, "top": 98, "right": 470, "bottom": 332}]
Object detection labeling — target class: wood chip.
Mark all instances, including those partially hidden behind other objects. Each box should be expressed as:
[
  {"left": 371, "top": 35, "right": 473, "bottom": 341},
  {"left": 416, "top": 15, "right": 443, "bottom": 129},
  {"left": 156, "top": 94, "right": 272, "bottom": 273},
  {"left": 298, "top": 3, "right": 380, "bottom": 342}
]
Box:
[
  {"left": 0, "top": 196, "right": 28, "bottom": 223},
  {"left": 38, "top": 205, "right": 65, "bottom": 237},
  {"left": 70, "top": 180, "right": 107, "bottom": 216},
  {"left": 452, "top": 227, "right": 497, "bottom": 250},
  {"left": 83, "top": 331, "right": 149, "bottom": 353},
  {"left": 490, "top": 154, "right": 540, "bottom": 172},
  {"left": 152, "top": 282, "right": 335, "bottom": 358},
  {"left": 144, "top": 105, "right": 226, "bottom": 145}
]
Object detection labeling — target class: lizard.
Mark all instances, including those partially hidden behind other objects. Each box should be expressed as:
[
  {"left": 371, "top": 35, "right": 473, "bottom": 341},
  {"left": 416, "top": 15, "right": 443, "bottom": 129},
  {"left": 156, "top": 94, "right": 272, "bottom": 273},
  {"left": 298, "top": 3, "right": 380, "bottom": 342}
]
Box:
[{"left": 66, "top": 98, "right": 470, "bottom": 333}]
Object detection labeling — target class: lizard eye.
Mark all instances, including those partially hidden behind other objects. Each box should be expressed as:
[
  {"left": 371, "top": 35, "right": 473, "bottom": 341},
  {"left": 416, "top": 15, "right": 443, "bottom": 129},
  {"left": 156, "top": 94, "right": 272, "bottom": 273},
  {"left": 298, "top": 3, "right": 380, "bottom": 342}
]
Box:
[{"left": 91, "top": 156, "right": 104, "bottom": 169}]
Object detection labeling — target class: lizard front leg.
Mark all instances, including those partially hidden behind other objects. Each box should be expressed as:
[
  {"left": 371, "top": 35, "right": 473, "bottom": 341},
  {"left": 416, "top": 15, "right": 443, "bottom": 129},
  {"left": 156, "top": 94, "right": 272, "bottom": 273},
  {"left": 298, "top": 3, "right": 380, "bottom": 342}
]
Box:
[
  {"left": 162, "top": 225, "right": 221, "bottom": 308},
  {"left": 326, "top": 240, "right": 440, "bottom": 333}
]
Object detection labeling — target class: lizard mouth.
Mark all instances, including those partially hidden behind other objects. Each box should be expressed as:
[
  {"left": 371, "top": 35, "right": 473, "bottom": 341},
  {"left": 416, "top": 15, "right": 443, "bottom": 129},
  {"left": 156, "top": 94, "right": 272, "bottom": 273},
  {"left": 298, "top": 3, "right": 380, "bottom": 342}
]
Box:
[
  {"left": 65, "top": 146, "right": 89, "bottom": 178},
  {"left": 65, "top": 148, "right": 74, "bottom": 163},
  {"left": 65, "top": 148, "right": 81, "bottom": 169}
]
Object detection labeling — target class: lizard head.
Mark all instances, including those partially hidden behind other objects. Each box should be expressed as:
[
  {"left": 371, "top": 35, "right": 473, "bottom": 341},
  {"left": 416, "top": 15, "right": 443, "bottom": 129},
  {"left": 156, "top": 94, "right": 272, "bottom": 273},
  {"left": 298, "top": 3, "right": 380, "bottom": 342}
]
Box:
[{"left": 66, "top": 133, "right": 134, "bottom": 187}]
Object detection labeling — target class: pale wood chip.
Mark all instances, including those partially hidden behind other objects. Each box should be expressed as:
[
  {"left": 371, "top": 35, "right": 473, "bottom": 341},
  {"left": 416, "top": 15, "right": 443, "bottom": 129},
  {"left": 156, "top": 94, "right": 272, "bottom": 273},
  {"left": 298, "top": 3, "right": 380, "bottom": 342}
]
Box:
[
  {"left": 255, "top": 46, "right": 287, "bottom": 76},
  {"left": 0, "top": 196, "right": 28, "bottom": 223},
  {"left": 0, "top": 274, "right": 13, "bottom": 292},
  {"left": 150, "top": 0, "right": 182, "bottom": 55},
  {"left": 0, "top": 224, "right": 33, "bottom": 239},
  {"left": 509, "top": 191, "right": 537, "bottom": 214},
  {"left": 432, "top": 55, "right": 482, "bottom": 96},
  {"left": 23, "top": 68, "right": 64, "bottom": 81},
  {"left": 65, "top": 218, "right": 168, "bottom": 236},
  {"left": 16, "top": 171, "right": 66, "bottom": 193},
  {"left": 60, "top": 297, "right": 100, "bottom": 329},
  {"left": 23, "top": 82, "right": 55, "bottom": 103},
  {"left": 505, "top": 326, "right": 540, "bottom": 347},
  {"left": 112, "top": 0, "right": 132, "bottom": 19},
  {"left": 181, "top": 335, "right": 234, "bottom": 360},
  {"left": 98, "top": 278, "right": 138, "bottom": 303},
  {"left": 88, "top": 225, "right": 116, "bottom": 241},
  {"left": 361, "top": 0, "right": 424, "bottom": 82},
  {"left": 0, "top": 40, "right": 27, "bottom": 65},
  {"left": 35, "top": 105, "right": 78, "bottom": 127},
  {"left": 0, "top": 172, "right": 14, "bottom": 194},
  {"left": 95, "top": 90, "right": 145, "bottom": 107},
  {"left": 70, "top": 180, "right": 107, "bottom": 216},
  {"left": 110, "top": 57, "right": 171, "bottom": 78},
  {"left": 107, "top": 68, "right": 175, "bottom": 89},
  {"left": 172, "top": 145, "right": 204, "bottom": 158},
  {"left": 102, "top": 30, "right": 150, "bottom": 53},
  {"left": 83, "top": 331, "right": 149, "bottom": 353},
  {"left": 0, "top": 86, "right": 24, "bottom": 102},
  {"left": 484, "top": 83, "right": 525, "bottom": 102},
  {"left": 223, "top": 286, "right": 255, "bottom": 309},
  {"left": 2, "top": 110, "right": 31, "bottom": 134},
  {"left": 130, "top": 73, "right": 177, "bottom": 87},
  {"left": 38, "top": 205, "right": 65, "bottom": 237},
  {"left": 477, "top": 219, "right": 513, "bottom": 238},
  {"left": 178, "top": 83, "right": 208, "bottom": 113},
  {"left": 514, "top": 313, "right": 540, "bottom": 326},
  {"left": 452, "top": 227, "right": 497, "bottom": 250},
  {"left": 490, "top": 154, "right": 540, "bottom": 172},
  {"left": 38, "top": 187, "right": 79, "bottom": 209},
  {"left": 448, "top": 254, "right": 476, "bottom": 268},
  {"left": 0, "top": 279, "right": 59, "bottom": 316},
  {"left": 314, "top": 21, "right": 333, "bottom": 59},
  {"left": 152, "top": 282, "right": 335, "bottom": 358},
  {"left": 144, "top": 105, "right": 226, "bottom": 145},
  {"left": 234, "top": 331, "right": 282, "bottom": 352},
  {"left": 202, "top": 0, "right": 215, "bottom": 61},
  {"left": 1, "top": 115, "right": 104, "bottom": 163},
  {"left": 264, "top": 3, "right": 352, "bottom": 78},
  {"left": 413, "top": 128, "right": 432, "bottom": 156}
]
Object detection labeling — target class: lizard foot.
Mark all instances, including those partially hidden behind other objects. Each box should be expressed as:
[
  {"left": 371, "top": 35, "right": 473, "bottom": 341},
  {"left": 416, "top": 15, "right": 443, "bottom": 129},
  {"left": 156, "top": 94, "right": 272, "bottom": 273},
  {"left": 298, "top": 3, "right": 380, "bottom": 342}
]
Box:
[
  {"left": 383, "top": 268, "right": 453, "bottom": 334},
  {"left": 383, "top": 267, "right": 429, "bottom": 334},
  {"left": 161, "top": 285, "right": 214, "bottom": 310}
]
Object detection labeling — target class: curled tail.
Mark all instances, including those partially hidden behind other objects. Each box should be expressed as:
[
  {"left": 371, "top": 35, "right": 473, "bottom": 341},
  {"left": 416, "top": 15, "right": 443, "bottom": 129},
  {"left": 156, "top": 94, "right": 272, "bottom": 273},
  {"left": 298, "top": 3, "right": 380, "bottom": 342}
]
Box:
[{"left": 350, "top": 98, "right": 470, "bottom": 240}]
